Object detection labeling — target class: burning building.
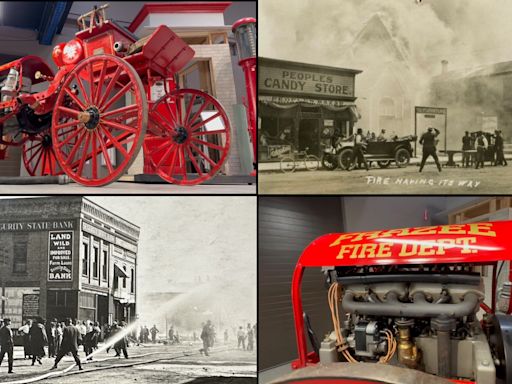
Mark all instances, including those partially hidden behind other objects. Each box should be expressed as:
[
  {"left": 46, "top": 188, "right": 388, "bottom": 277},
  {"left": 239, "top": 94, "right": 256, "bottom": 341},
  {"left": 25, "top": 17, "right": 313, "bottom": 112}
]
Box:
[
  {"left": 0, "top": 197, "right": 139, "bottom": 329},
  {"left": 347, "top": 14, "right": 417, "bottom": 139},
  {"left": 430, "top": 60, "right": 512, "bottom": 148}
]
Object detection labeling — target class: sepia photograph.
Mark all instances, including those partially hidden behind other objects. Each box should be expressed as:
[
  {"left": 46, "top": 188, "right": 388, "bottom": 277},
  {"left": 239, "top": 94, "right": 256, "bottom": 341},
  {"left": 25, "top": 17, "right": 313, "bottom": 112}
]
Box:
[
  {"left": 0, "top": 196, "right": 256, "bottom": 383},
  {"left": 259, "top": 0, "right": 512, "bottom": 194}
]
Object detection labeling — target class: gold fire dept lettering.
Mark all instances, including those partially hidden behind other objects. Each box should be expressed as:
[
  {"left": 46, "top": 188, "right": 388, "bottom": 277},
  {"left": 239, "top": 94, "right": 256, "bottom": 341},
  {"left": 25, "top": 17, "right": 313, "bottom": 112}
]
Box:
[
  {"left": 335, "top": 237, "right": 480, "bottom": 259},
  {"left": 399, "top": 237, "right": 478, "bottom": 257},
  {"left": 335, "top": 242, "right": 393, "bottom": 259},
  {"left": 329, "top": 223, "right": 496, "bottom": 247}
]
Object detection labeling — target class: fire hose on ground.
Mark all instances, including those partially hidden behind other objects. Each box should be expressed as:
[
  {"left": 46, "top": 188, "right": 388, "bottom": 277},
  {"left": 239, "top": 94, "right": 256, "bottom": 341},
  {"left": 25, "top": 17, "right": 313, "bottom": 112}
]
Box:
[{"left": 0, "top": 346, "right": 234, "bottom": 384}]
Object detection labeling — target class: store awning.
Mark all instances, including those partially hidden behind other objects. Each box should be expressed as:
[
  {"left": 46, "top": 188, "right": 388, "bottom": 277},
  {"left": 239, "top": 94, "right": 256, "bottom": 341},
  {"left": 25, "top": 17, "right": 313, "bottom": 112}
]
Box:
[
  {"left": 114, "top": 264, "right": 129, "bottom": 278},
  {"left": 259, "top": 101, "right": 360, "bottom": 121}
]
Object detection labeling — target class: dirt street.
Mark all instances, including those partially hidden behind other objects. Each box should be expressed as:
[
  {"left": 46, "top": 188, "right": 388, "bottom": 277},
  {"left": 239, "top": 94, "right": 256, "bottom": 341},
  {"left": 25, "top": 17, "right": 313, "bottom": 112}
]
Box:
[
  {"left": 259, "top": 163, "right": 512, "bottom": 194},
  {"left": 0, "top": 342, "right": 256, "bottom": 384}
]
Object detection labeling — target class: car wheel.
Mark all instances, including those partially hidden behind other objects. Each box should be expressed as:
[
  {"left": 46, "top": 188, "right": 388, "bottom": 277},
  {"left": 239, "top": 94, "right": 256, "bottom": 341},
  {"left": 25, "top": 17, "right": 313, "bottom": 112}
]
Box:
[
  {"left": 338, "top": 148, "right": 355, "bottom": 170},
  {"left": 395, "top": 148, "right": 410, "bottom": 168},
  {"left": 377, "top": 160, "right": 391, "bottom": 168},
  {"left": 321, "top": 154, "right": 338, "bottom": 170}
]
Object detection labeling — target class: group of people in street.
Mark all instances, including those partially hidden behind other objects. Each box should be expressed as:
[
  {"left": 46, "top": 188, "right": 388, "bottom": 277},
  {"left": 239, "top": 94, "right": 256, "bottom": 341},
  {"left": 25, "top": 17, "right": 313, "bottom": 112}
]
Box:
[
  {"left": 462, "top": 130, "right": 508, "bottom": 168},
  {"left": 236, "top": 323, "right": 256, "bottom": 351},
  {"left": 199, "top": 320, "right": 256, "bottom": 357},
  {"left": 0, "top": 317, "right": 132, "bottom": 374}
]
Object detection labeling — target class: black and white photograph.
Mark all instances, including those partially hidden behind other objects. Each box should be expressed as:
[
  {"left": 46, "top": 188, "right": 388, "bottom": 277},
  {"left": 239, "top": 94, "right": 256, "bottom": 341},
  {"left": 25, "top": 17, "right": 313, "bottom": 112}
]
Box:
[
  {"left": 259, "top": 0, "right": 512, "bottom": 194},
  {"left": 0, "top": 196, "right": 256, "bottom": 383}
]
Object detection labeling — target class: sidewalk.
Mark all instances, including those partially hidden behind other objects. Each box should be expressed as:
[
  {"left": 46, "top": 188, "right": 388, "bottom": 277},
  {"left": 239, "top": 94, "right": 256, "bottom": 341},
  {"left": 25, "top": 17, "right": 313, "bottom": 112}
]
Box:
[{"left": 259, "top": 155, "right": 450, "bottom": 172}]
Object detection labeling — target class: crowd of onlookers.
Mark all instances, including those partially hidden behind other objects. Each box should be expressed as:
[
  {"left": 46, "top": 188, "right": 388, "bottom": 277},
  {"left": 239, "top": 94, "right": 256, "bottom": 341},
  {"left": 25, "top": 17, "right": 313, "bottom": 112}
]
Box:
[
  {"left": 1, "top": 316, "right": 257, "bottom": 374},
  {"left": 0, "top": 316, "right": 133, "bottom": 373},
  {"left": 461, "top": 130, "right": 508, "bottom": 168},
  {"left": 199, "top": 320, "right": 256, "bottom": 356}
]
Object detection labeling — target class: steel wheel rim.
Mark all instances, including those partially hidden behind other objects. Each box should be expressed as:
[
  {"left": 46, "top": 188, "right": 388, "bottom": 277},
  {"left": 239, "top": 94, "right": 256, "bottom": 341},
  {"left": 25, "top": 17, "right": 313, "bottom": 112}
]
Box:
[
  {"left": 280, "top": 157, "right": 295, "bottom": 173},
  {"left": 22, "top": 132, "right": 62, "bottom": 176},
  {"left": 145, "top": 89, "right": 230, "bottom": 186},
  {"left": 305, "top": 155, "right": 319, "bottom": 170},
  {"left": 51, "top": 54, "right": 147, "bottom": 186}
]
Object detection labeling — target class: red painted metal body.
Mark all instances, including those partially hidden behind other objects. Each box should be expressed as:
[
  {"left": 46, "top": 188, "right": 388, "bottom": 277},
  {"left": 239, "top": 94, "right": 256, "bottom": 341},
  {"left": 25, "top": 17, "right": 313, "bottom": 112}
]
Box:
[
  {"left": 0, "top": 4, "right": 232, "bottom": 185},
  {"left": 291, "top": 221, "right": 512, "bottom": 383},
  {"left": 232, "top": 18, "right": 257, "bottom": 170}
]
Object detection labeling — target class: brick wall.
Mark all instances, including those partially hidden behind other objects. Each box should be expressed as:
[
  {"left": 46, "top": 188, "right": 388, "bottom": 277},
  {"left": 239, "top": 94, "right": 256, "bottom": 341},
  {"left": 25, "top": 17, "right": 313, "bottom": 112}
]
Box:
[{"left": 191, "top": 43, "right": 242, "bottom": 175}]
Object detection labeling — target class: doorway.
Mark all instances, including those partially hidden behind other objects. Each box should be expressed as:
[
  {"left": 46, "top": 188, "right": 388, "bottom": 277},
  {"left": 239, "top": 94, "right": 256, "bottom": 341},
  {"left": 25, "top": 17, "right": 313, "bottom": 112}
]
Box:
[{"left": 298, "top": 119, "right": 320, "bottom": 155}]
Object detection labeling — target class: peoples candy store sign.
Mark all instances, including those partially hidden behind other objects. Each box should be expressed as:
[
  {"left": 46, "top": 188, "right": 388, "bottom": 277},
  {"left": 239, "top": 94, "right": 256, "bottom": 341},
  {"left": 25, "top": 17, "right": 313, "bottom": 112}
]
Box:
[{"left": 259, "top": 58, "right": 359, "bottom": 100}]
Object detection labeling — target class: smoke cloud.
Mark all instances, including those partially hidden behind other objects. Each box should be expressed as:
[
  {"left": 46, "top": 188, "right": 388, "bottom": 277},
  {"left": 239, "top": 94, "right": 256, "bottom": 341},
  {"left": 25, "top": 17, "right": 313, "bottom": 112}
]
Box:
[
  {"left": 260, "top": 0, "right": 512, "bottom": 145},
  {"left": 260, "top": 0, "right": 512, "bottom": 73},
  {"left": 87, "top": 196, "right": 257, "bottom": 337}
]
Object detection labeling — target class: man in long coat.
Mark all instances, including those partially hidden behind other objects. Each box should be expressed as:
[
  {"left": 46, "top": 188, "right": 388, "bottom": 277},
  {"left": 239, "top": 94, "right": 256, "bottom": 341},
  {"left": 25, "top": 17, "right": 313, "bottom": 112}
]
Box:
[
  {"left": 51, "top": 318, "right": 83, "bottom": 371},
  {"left": 0, "top": 318, "right": 14, "bottom": 373},
  {"left": 29, "top": 317, "right": 48, "bottom": 365}
]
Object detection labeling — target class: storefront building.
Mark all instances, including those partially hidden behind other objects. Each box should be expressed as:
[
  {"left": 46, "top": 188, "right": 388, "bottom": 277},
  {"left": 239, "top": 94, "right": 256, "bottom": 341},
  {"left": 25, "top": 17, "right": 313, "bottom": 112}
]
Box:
[
  {"left": 0, "top": 197, "right": 139, "bottom": 329},
  {"left": 258, "top": 57, "right": 362, "bottom": 161}
]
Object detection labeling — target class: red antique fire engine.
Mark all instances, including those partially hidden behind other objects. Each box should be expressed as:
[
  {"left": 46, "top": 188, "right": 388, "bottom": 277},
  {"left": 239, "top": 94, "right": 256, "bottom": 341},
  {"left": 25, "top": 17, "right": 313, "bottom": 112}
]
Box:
[
  {"left": 272, "top": 221, "right": 512, "bottom": 384},
  {"left": 0, "top": 4, "right": 232, "bottom": 186}
]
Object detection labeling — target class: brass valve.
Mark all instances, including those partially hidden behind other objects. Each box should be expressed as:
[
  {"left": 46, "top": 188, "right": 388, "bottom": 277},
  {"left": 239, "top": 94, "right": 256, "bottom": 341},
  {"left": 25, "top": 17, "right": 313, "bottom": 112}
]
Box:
[{"left": 395, "top": 319, "right": 420, "bottom": 368}]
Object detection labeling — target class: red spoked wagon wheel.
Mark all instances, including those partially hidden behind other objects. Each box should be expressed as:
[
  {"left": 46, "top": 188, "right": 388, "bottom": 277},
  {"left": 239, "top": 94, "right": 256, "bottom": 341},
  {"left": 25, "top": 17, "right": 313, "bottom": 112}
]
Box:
[
  {"left": 145, "top": 89, "right": 230, "bottom": 185},
  {"left": 22, "top": 131, "right": 63, "bottom": 176},
  {"left": 51, "top": 54, "right": 147, "bottom": 186}
]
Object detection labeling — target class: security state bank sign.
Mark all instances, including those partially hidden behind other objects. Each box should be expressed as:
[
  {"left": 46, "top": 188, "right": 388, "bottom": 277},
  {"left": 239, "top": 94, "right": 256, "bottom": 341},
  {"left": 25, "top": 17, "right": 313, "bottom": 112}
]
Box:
[{"left": 48, "top": 231, "right": 73, "bottom": 281}]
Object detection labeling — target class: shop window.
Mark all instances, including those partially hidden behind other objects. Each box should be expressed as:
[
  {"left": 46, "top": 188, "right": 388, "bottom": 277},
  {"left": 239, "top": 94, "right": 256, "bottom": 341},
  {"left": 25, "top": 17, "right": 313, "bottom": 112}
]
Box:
[
  {"left": 379, "top": 97, "right": 395, "bottom": 117},
  {"left": 79, "top": 292, "right": 95, "bottom": 309},
  {"left": 82, "top": 241, "right": 89, "bottom": 276},
  {"left": 93, "top": 246, "right": 99, "bottom": 279},
  {"left": 260, "top": 117, "right": 279, "bottom": 144},
  {"left": 13, "top": 233, "right": 28, "bottom": 273},
  {"left": 102, "top": 249, "right": 108, "bottom": 281},
  {"left": 130, "top": 269, "right": 135, "bottom": 293}
]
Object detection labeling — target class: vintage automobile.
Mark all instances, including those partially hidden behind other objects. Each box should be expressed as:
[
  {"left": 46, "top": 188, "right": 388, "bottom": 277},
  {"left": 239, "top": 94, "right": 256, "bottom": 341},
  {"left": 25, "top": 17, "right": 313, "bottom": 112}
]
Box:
[
  {"left": 332, "top": 135, "right": 417, "bottom": 170},
  {"left": 0, "top": 4, "right": 231, "bottom": 186},
  {"left": 271, "top": 221, "right": 512, "bottom": 384}
]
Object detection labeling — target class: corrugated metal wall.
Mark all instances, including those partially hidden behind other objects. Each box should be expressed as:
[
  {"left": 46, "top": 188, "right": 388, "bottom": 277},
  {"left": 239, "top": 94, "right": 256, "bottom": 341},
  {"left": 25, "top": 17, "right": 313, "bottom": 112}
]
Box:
[{"left": 259, "top": 196, "right": 343, "bottom": 371}]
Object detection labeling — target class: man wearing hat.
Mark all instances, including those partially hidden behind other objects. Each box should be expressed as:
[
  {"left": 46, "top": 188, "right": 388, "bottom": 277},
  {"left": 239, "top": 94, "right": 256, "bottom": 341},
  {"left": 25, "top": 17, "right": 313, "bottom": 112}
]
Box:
[
  {"left": 348, "top": 128, "right": 369, "bottom": 171},
  {"left": 475, "top": 131, "right": 488, "bottom": 169},
  {"left": 419, "top": 127, "right": 442, "bottom": 172},
  {"left": 494, "top": 130, "right": 507, "bottom": 166},
  {"left": 0, "top": 318, "right": 14, "bottom": 373}
]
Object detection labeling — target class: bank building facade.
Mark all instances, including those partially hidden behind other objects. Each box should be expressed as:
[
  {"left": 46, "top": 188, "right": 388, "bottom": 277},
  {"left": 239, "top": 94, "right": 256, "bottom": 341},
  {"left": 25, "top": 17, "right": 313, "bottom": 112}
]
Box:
[{"left": 0, "top": 197, "right": 139, "bottom": 329}]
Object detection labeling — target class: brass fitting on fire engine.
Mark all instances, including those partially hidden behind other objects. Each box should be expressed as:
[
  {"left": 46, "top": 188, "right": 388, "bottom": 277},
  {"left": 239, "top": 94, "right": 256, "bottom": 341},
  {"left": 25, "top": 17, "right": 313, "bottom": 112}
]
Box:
[{"left": 395, "top": 318, "right": 420, "bottom": 369}]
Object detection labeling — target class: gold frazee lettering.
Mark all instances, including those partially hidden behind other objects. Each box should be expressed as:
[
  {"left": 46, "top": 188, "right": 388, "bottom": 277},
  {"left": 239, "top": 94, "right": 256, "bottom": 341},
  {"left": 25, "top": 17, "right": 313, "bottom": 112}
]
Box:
[
  {"left": 438, "top": 225, "right": 466, "bottom": 235},
  {"left": 329, "top": 233, "right": 355, "bottom": 247},
  {"left": 468, "top": 223, "right": 496, "bottom": 237}
]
